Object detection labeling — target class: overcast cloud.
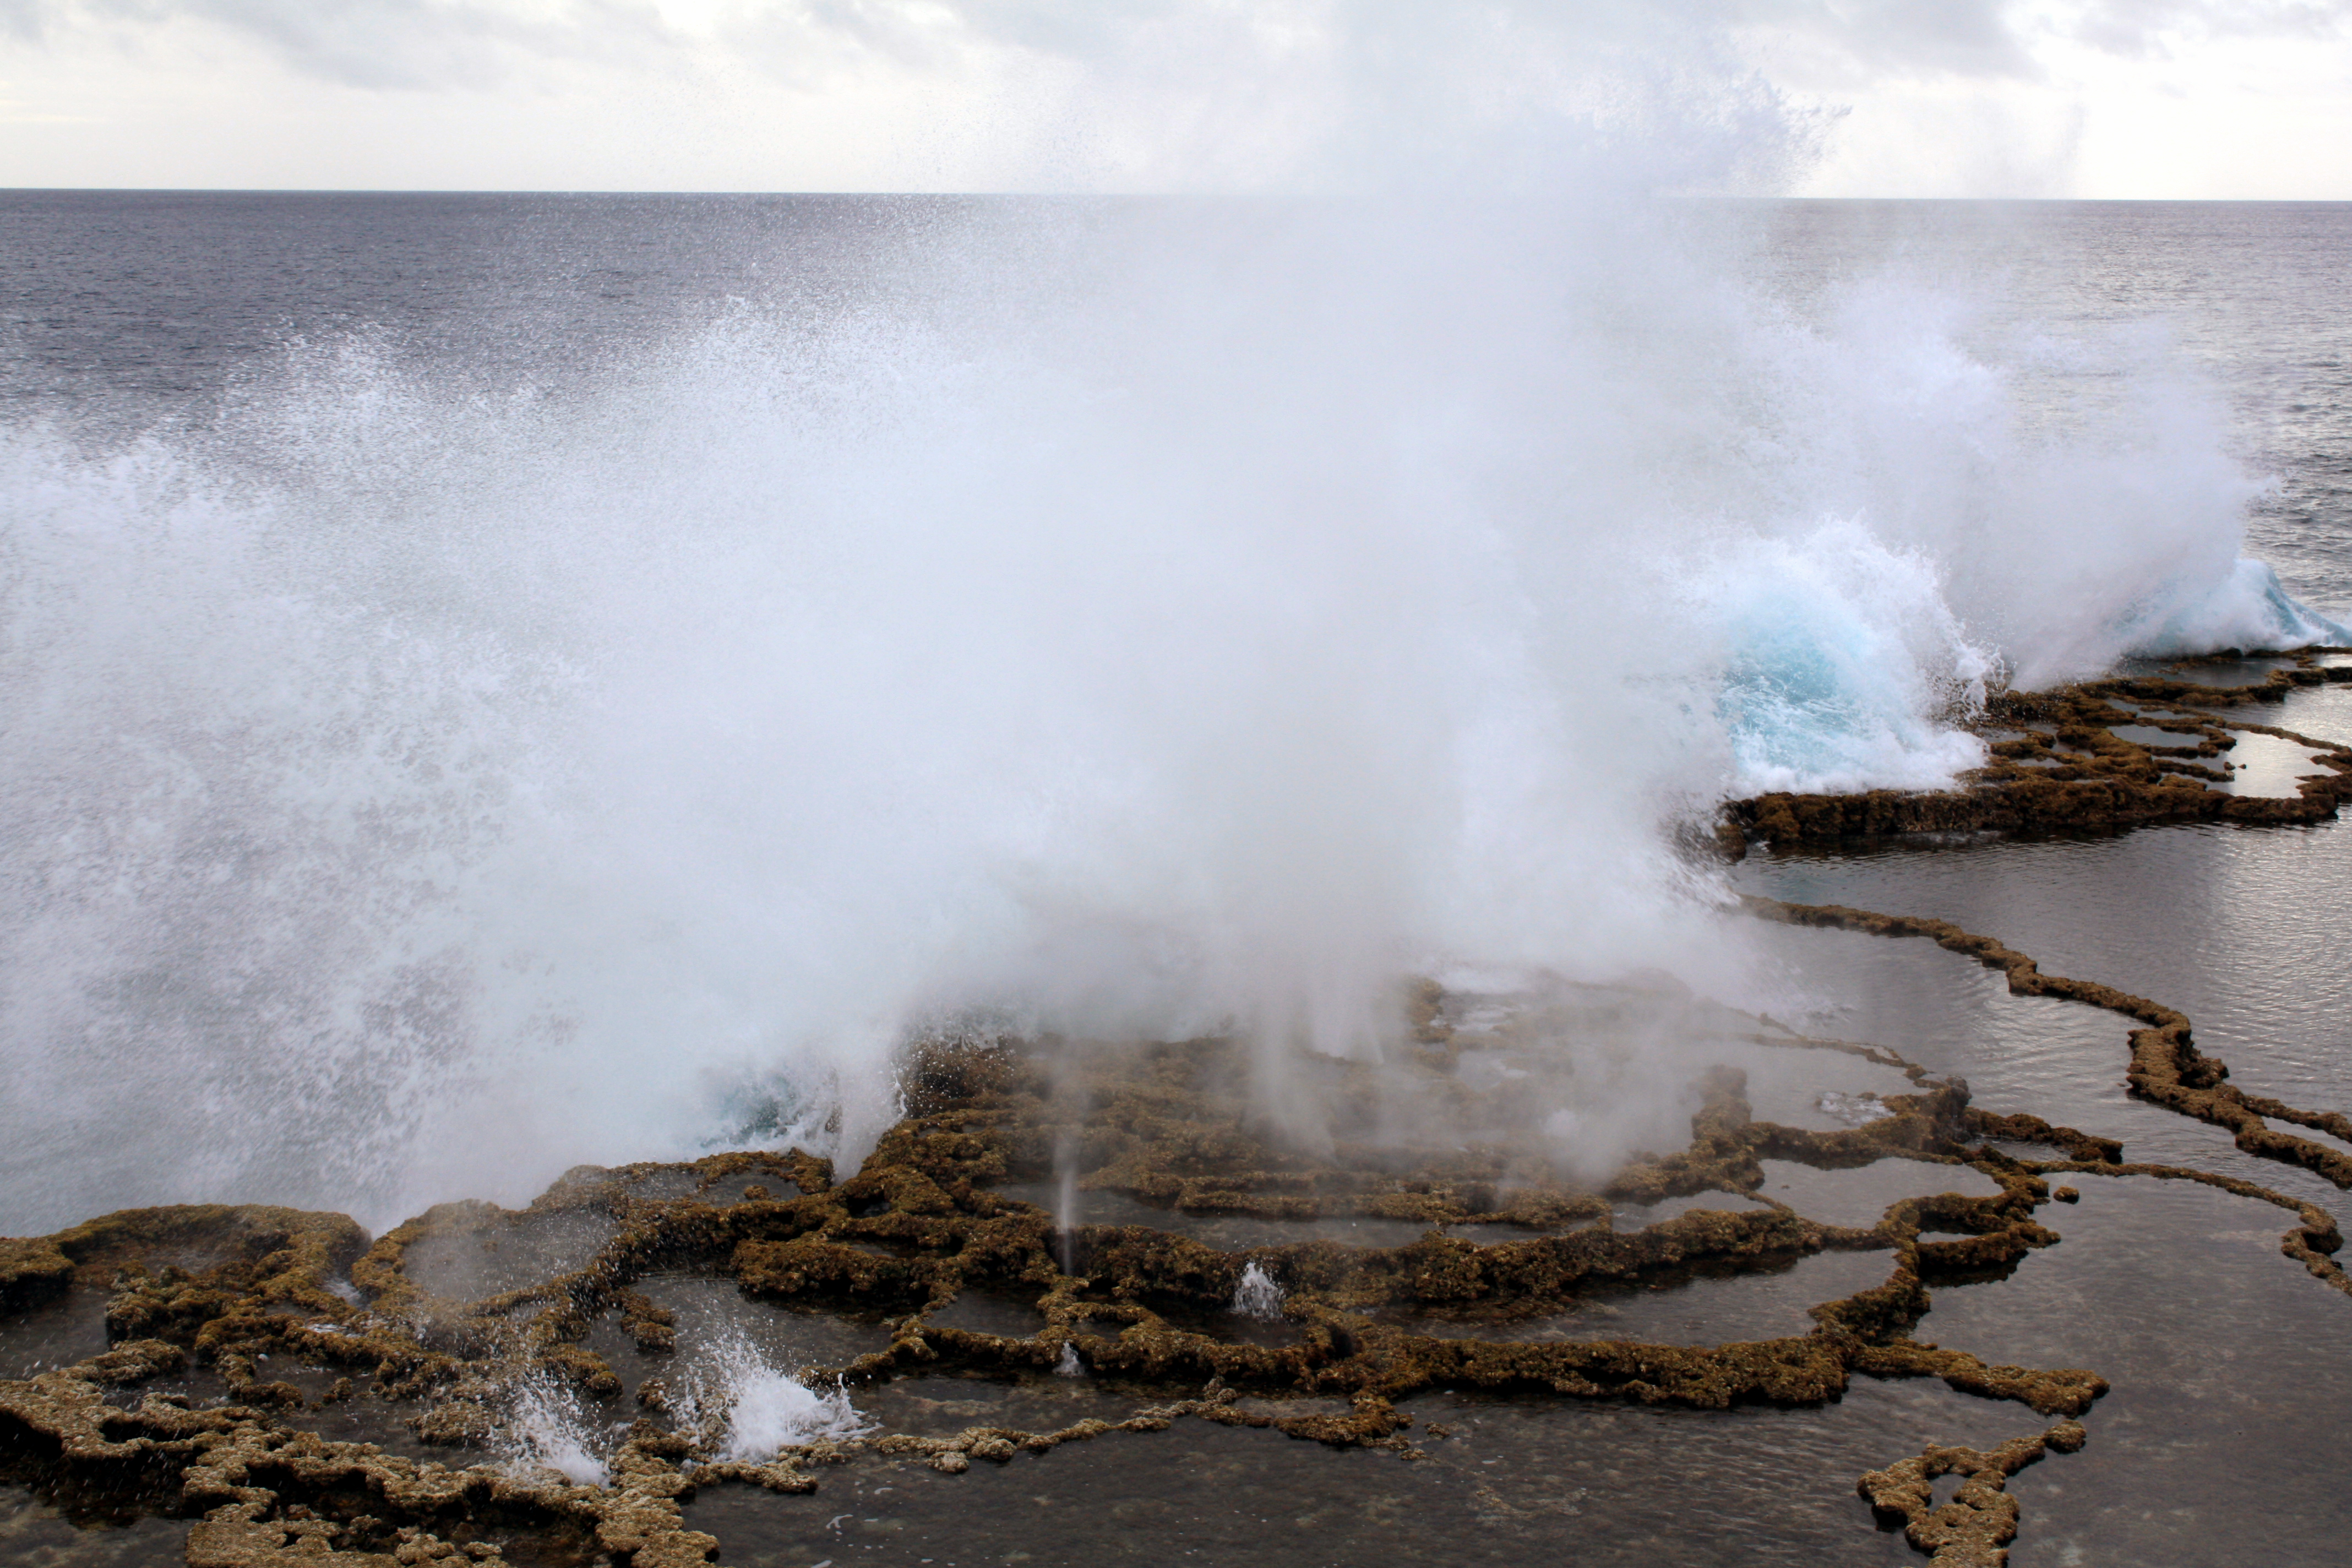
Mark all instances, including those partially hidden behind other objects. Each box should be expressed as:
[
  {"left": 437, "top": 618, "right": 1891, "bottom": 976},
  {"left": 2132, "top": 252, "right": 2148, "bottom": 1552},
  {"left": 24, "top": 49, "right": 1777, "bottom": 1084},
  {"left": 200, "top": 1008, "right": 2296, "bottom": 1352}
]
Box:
[
  {"left": 3, "top": 0, "right": 684, "bottom": 88},
  {"left": 10, "top": 0, "right": 2339, "bottom": 89},
  {"left": 1, "top": 0, "right": 2348, "bottom": 192},
  {"left": 2059, "top": 0, "right": 2350, "bottom": 55}
]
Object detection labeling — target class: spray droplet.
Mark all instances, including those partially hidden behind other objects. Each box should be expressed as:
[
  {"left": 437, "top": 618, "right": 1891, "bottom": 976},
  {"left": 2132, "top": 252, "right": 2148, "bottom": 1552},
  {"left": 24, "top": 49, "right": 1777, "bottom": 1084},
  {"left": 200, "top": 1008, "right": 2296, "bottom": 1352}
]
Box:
[
  {"left": 672, "top": 1326, "right": 872, "bottom": 1461},
  {"left": 1231, "top": 1261, "right": 1284, "bottom": 1321},
  {"left": 500, "top": 1374, "right": 608, "bottom": 1487},
  {"left": 1816, "top": 1091, "right": 1893, "bottom": 1127}
]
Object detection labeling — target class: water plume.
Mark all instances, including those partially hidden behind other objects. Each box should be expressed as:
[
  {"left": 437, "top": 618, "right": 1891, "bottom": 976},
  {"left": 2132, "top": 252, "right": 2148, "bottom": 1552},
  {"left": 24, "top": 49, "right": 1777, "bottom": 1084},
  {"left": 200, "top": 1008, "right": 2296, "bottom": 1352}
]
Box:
[
  {"left": 499, "top": 1373, "right": 609, "bottom": 1487},
  {"left": 667, "top": 1327, "right": 870, "bottom": 1462},
  {"left": 0, "top": 8, "right": 2339, "bottom": 1233},
  {"left": 1231, "top": 1262, "right": 1287, "bottom": 1322},
  {"left": 1053, "top": 1141, "right": 1080, "bottom": 1276}
]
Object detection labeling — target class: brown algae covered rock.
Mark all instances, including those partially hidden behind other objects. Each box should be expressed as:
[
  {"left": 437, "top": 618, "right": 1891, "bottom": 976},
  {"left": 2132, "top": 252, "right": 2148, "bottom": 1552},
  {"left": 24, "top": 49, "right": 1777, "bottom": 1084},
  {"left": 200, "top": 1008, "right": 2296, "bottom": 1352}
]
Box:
[{"left": 21, "top": 899, "right": 2352, "bottom": 1562}]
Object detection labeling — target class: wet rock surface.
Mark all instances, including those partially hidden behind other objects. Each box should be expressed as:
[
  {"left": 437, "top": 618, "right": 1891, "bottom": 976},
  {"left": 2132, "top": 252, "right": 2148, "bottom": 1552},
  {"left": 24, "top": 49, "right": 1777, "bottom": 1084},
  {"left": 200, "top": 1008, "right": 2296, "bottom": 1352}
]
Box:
[
  {"left": 0, "top": 992, "right": 2145, "bottom": 1566},
  {"left": 1723, "top": 649, "right": 2352, "bottom": 850},
  {"left": 9, "top": 656, "right": 2352, "bottom": 1565}
]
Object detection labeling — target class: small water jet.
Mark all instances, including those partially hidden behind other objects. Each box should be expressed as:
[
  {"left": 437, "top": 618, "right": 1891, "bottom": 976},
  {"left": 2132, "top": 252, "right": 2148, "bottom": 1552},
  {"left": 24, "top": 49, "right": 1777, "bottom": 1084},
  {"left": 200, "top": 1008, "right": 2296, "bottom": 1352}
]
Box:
[
  {"left": 499, "top": 1373, "right": 608, "bottom": 1487},
  {"left": 676, "top": 1327, "right": 872, "bottom": 1463},
  {"left": 1054, "top": 1135, "right": 1081, "bottom": 1278},
  {"left": 1229, "top": 1261, "right": 1285, "bottom": 1322},
  {"left": 1817, "top": 1091, "right": 1896, "bottom": 1128}
]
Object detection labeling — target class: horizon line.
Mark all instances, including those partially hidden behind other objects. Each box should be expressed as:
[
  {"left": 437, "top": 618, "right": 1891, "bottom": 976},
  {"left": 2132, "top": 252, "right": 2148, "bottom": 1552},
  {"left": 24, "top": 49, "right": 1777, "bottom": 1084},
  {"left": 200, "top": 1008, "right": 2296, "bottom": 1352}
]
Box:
[{"left": 7, "top": 187, "right": 2352, "bottom": 203}]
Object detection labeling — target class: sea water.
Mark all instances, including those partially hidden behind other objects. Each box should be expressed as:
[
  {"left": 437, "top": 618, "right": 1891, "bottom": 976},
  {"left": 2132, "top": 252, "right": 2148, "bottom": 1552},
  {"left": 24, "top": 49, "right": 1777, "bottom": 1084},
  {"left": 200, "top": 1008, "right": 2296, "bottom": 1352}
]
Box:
[
  {"left": 5, "top": 192, "right": 2347, "bottom": 1224},
  {"left": 4, "top": 193, "right": 2352, "bottom": 1563}
]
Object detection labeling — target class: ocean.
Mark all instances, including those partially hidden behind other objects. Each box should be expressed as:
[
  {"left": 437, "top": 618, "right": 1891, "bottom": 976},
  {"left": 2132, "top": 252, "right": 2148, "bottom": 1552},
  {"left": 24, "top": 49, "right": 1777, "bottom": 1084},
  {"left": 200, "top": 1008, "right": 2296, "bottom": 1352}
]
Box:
[{"left": 3, "top": 191, "right": 2350, "bottom": 1564}]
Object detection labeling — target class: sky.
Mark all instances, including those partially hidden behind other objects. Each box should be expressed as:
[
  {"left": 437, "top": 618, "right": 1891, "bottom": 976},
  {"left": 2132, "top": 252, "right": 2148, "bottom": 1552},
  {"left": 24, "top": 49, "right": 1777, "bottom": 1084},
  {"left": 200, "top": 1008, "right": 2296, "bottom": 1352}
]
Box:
[{"left": 0, "top": 1, "right": 2347, "bottom": 195}]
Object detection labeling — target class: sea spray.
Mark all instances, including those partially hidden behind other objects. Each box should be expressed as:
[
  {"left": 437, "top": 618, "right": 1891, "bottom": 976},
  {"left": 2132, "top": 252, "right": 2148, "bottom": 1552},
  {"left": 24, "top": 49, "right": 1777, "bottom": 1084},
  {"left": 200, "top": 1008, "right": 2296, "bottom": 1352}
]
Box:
[
  {"left": 668, "top": 1327, "right": 870, "bottom": 1461},
  {"left": 500, "top": 1374, "right": 609, "bottom": 1487},
  {"left": 1056, "top": 1174, "right": 1079, "bottom": 1275},
  {"left": 0, "top": 13, "right": 2339, "bottom": 1233},
  {"left": 717, "top": 1365, "right": 868, "bottom": 1463},
  {"left": 1232, "top": 1262, "right": 1286, "bottom": 1321}
]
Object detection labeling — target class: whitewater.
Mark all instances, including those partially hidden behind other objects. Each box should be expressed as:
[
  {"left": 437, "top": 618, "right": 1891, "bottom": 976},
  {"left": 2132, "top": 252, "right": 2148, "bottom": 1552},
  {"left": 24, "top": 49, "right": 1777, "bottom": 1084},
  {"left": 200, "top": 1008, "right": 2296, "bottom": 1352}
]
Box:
[{"left": 1, "top": 184, "right": 2344, "bottom": 1231}]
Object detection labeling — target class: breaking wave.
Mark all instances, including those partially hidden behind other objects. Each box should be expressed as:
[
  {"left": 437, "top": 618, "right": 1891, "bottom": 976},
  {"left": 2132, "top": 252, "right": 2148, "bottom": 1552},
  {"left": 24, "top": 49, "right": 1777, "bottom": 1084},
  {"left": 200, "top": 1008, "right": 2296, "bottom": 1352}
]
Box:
[{"left": 0, "top": 19, "right": 2339, "bottom": 1231}]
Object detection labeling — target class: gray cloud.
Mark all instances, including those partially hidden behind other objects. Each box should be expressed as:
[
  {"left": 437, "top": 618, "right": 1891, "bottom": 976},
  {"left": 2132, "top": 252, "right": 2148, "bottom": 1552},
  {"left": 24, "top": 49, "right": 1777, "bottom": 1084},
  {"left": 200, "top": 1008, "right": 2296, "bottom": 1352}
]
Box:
[
  {"left": 825, "top": 0, "right": 1190, "bottom": 59},
  {"left": 14, "top": 0, "right": 680, "bottom": 89},
  {"left": 920, "top": 1, "right": 2035, "bottom": 78},
  {"left": 2060, "top": 0, "right": 2351, "bottom": 58},
  {"left": 11, "top": 0, "right": 2350, "bottom": 97},
  {"left": 1731, "top": 0, "right": 2036, "bottom": 79},
  {"left": 1727, "top": 0, "right": 2350, "bottom": 85}
]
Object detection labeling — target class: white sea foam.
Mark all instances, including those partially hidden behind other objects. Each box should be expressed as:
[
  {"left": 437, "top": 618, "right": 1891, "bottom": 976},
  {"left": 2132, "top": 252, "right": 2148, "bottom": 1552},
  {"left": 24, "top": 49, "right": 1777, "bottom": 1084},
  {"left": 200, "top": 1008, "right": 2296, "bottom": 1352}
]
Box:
[{"left": 0, "top": 7, "right": 2335, "bottom": 1232}]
